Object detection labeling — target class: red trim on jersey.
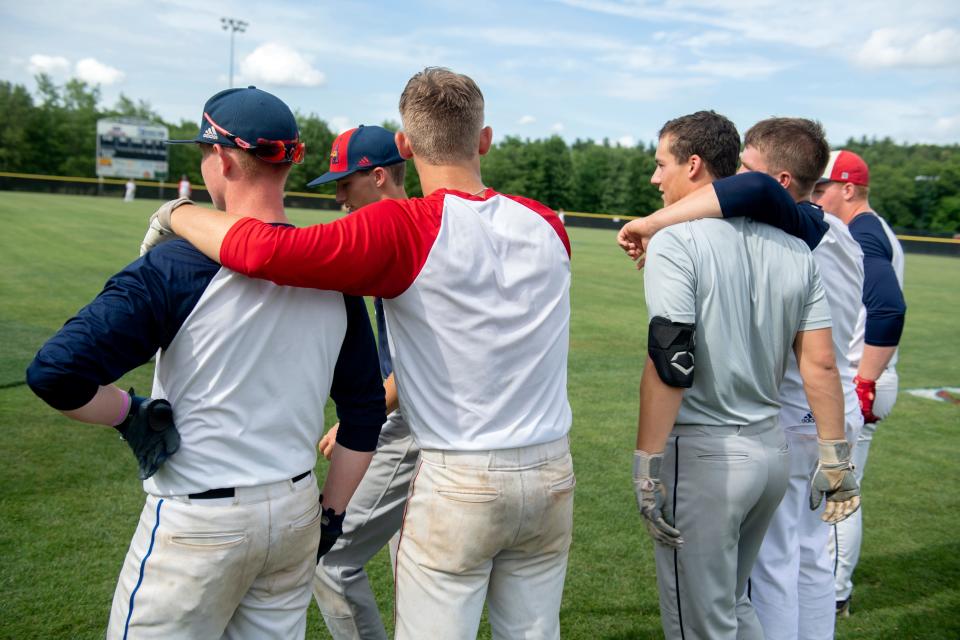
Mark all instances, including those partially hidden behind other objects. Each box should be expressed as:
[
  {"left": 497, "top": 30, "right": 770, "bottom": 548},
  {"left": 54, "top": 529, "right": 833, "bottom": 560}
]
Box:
[{"left": 502, "top": 193, "right": 571, "bottom": 257}]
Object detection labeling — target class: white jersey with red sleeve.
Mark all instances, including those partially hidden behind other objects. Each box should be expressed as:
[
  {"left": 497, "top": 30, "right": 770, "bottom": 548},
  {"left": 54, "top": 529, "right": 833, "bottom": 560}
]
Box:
[{"left": 220, "top": 188, "right": 573, "bottom": 451}]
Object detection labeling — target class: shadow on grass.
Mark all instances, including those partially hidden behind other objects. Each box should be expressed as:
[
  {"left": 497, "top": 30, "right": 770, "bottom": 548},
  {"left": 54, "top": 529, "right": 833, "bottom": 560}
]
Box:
[{"left": 853, "top": 541, "right": 960, "bottom": 614}]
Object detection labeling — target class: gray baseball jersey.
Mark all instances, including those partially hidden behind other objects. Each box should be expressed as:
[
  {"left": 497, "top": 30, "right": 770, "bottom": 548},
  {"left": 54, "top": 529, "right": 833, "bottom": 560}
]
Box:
[{"left": 644, "top": 217, "right": 833, "bottom": 426}]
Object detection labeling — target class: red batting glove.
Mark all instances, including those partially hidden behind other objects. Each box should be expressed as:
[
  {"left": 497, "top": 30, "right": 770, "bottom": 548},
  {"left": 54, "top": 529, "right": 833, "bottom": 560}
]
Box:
[{"left": 854, "top": 375, "right": 879, "bottom": 423}]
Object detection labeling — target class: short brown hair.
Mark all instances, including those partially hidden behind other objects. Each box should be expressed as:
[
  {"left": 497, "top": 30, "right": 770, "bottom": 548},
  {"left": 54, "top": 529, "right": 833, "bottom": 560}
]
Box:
[
  {"left": 398, "top": 67, "right": 484, "bottom": 165},
  {"left": 743, "top": 118, "right": 829, "bottom": 196},
  {"left": 384, "top": 161, "right": 406, "bottom": 187},
  {"left": 355, "top": 162, "right": 406, "bottom": 187},
  {"left": 658, "top": 110, "right": 740, "bottom": 179}
]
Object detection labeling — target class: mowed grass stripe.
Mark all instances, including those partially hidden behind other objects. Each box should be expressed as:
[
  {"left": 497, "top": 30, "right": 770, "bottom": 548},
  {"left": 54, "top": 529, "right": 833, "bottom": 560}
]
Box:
[{"left": 0, "top": 191, "right": 957, "bottom": 639}]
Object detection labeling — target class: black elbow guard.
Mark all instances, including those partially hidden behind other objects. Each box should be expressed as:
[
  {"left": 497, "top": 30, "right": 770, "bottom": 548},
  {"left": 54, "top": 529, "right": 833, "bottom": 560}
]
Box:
[{"left": 648, "top": 316, "right": 696, "bottom": 388}]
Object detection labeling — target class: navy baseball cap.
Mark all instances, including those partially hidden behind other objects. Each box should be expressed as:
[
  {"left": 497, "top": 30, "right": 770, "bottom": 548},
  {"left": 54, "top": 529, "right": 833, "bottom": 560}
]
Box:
[
  {"left": 307, "top": 125, "right": 404, "bottom": 187},
  {"left": 167, "top": 86, "right": 301, "bottom": 159}
]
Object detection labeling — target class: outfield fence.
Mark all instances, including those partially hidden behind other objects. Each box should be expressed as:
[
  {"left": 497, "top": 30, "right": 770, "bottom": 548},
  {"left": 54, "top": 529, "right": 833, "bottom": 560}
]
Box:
[{"left": 2, "top": 171, "right": 958, "bottom": 256}]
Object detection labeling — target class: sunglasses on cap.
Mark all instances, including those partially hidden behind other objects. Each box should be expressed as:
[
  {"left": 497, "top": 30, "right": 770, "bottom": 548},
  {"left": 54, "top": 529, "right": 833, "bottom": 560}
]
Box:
[{"left": 202, "top": 112, "right": 305, "bottom": 164}]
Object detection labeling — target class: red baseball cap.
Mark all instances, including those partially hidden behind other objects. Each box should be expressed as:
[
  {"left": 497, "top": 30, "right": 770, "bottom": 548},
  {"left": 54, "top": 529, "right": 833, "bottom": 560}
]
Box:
[{"left": 819, "top": 150, "right": 869, "bottom": 186}]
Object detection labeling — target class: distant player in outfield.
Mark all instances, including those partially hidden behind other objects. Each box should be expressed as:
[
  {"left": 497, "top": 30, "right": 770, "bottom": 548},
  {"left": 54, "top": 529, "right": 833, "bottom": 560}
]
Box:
[
  {"left": 143, "top": 67, "right": 575, "bottom": 640},
  {"left": 812, "top": 149, "right": 906, "bottom": 617},
  {"left": 27, "top": 86, "right": 385, "bottom": 639},
  {"left": 177, "top": 174, "right": 191, "bottom": 199},
  {"left": 737, "top": 118, "right": 865, "bottom": 640},
  {"left": 623, "top": 110, "right": 860, "bottom": 640},
  {"left": 307, "top": 125, "right": 420, "bottom": 640}
]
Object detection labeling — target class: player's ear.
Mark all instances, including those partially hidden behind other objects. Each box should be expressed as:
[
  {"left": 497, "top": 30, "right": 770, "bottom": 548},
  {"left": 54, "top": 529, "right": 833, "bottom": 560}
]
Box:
[
  {"left": 777, "top": 171, "right": 792, "bottom": 190},
  {"left": 213, "top": 144, "right": 231, "bottom": 177},
  {"left": 395, "top": 131, "right": 414, "bottom": 160},
  {"left": 687, "top": 154, "right": 704, "bottom": 180},
  {"left": 373, "top": 167, "right": 387, "bottom": 188},
  {"left": 478, "top": 126, "right": 493, "bottom": 156}
]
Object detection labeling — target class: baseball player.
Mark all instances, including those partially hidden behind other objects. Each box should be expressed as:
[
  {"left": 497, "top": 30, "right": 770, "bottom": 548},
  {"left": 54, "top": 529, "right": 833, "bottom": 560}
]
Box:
[
  {"left": 27, "top": 87, "right": 386, "bottom": 639},
  {"left": 306, "top": 125, "right": 419, "bottom": 640},
  {"left": 622, "top": 111, "right": 860, "bottom": 640},
  {"left": 812, "top": 150, "right": 906, "bottom": 616},
  {"left": 738, "top": 119, "right": 866, "bottom": 640},
  {"left": 142, "top": 67, "right": 575, "bottom": 640}
]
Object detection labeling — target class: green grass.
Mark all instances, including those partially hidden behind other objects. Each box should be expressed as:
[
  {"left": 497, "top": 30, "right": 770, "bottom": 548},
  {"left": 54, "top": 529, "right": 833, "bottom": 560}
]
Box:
[{"left": 1, "top": 191, "right": 958, "bottom": 638}]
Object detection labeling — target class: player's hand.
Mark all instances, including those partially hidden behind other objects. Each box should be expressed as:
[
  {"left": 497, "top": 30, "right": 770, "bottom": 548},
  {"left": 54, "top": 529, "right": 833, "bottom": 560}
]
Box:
[
  {"left": 809, "top": 438, "right": 860, "bottom": 524},
  {"left": 318, "top": 423, "right": 340, "bottom": 460},
  {"left": 114, "top": 389, "right": 181, "bottom": 480},
  {"left": 140, "top": 198, "right": 193, "bottom": 255},
  {"left": 633, "top": 450, "right": 683, "bottom": 548},
  {"left": 618, "top": 218, "right": 657, "bottom": 269},
  {"left": 853, "top": 375, "right": 880, "bottom": 424},
  {"left": 316, "top": 496, "right": 345, "bottom": 562}
]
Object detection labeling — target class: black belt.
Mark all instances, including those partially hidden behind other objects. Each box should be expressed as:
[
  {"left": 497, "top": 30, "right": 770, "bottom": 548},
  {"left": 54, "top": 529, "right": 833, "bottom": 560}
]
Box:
[{"left": 188, "top": 470, "right": 311, "bottom": 500}]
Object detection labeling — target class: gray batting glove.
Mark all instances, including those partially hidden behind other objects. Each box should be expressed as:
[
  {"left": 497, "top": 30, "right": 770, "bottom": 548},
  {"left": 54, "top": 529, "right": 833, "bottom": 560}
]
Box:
[
  {"left": 633, "top": 450, "right": 683, "bottom": 548},
  {"left": 810, "top": 438, "right": 861, "bottom": 524},
  {"left": 140, "top": 198, "right": 193, "bottom": 256}
]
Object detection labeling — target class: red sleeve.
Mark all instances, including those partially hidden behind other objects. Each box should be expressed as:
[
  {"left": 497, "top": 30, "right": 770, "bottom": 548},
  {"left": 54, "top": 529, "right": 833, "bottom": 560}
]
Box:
[
  {"left": 502, "top": 194, "right": 571, "bottom": 257},
  {"left": 219, "top": 198, "right": 441, "bottom": 298}
]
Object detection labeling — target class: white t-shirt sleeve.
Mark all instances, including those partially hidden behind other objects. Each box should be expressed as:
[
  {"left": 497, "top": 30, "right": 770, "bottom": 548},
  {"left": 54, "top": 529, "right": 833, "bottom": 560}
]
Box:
[
  {"left": 643, "top": 226, "right": 697, "bottom": 324},
  {"left": 799, "top": 260, "right": 833, "bottom": 331}
]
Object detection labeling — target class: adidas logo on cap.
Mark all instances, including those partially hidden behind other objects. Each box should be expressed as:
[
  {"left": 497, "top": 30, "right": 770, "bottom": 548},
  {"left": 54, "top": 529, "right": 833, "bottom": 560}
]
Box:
[
  {"left": 202, "top": 126, "right": 218, "bottom": 140},
  {"left": 357, "top": 156, "right": 371, "bottom": 167}
]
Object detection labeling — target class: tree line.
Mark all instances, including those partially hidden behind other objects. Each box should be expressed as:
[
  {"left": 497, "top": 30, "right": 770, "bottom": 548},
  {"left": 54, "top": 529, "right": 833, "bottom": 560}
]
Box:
[{"left": 2, "top": 75, "right": 958, "bottom": 233}]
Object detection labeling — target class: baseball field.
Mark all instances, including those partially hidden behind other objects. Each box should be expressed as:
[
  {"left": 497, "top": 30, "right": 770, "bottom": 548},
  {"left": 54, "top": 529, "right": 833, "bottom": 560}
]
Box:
[{"left": 1, "top": 191, "right": 957, "bottom": 639}]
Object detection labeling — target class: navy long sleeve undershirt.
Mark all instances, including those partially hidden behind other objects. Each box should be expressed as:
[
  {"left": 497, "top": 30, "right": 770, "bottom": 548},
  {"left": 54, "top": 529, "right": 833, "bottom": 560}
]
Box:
[
  {"left": 714, "top": 172, "right": 829, "bottom": 250},
  {"left": 849, "top": 213, "right": 906, "bottom": 347}
]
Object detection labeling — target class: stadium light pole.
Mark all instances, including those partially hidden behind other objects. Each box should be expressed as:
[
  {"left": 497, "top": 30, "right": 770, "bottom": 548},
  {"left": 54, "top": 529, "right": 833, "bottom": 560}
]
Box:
[{"left": 221, "top": 17, "right": 248, "bottom": 88}]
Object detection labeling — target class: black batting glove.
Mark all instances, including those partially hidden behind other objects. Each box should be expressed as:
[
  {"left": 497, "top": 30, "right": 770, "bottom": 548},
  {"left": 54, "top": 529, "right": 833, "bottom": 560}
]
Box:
[
  {"left": 316, "top": 495, "right": 345, "bottom": 563},
  {"left": 114, "top": 389, "right": 181, "bottom": 480}
]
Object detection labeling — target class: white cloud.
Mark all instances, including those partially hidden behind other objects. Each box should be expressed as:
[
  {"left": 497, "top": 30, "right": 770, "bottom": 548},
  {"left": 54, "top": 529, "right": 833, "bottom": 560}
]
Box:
[
  {"left": 602, "top": 74, "right": 714, "bottom": 101},
  {"left": 551, "top": 122, "right": 565, "bottom": 132},
  {"left": 27, "top": 54, "right": 70, "bottom": 75},
  {"left": 600, "top": 47, "right": 658, "bottom": 71},
  {"left": 933, "top": 115, "right": 960, "bottom": 137},
  {"left": 617, "top": 135, "right": 636, "bottom": 147},
  {"left": 241, "top": 43, "right": 325, "bottom": 87},
  {"left": 329, "top": 116, "right": 352, "bottom": 134},
  {"left": 855, "top": 28, "right": 960, "bottom": 68},
  {"left": 687, "top": 57, "right": 785, "bottom": 79},
  {"left": 74, "top": 58, "right": 125, "bottom": 85},
  {"left": 518, "top": 115, "right": 536, "bottom": 125}
]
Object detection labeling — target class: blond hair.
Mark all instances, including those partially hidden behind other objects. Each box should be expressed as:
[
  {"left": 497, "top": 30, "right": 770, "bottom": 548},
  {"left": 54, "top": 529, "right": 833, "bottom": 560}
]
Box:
[{"left": 398, "top": 67, "right": 484, "bottom": 165}]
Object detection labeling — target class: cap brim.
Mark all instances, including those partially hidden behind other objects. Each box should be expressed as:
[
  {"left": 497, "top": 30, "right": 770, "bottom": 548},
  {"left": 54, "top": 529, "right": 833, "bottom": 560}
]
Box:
[
  {"left": 816, "top": 177, "right": 832, "bottom": 184},
  {"left": 307, "top": 169, "right": 359, "bottom": 187}
]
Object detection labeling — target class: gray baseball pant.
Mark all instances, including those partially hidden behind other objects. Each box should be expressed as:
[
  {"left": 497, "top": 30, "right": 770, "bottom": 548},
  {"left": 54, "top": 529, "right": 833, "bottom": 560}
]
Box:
[
  {"left": 313, "top": 411, "right": 419, "bottom": 640},
  {"left": 655, "top": 419, "right": 789, "bottom": 640}
]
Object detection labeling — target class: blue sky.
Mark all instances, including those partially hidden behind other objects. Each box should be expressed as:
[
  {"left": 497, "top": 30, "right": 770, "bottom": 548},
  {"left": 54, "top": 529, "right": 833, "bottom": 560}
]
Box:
[{"left": 2, "top": 0, "right": 959, "bottom": 147}]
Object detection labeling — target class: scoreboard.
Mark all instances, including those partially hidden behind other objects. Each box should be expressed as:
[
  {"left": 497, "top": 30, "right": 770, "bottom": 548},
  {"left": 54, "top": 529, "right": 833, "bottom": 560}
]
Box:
[{"left": 96, "top": 119, "right": 169, "bottom": 180}]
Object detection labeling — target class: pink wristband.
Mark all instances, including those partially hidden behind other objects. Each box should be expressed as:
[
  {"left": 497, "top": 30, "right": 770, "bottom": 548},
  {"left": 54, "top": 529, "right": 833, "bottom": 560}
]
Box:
[{"left": 113, "top": 389, "right": 132, "bottom": 427}]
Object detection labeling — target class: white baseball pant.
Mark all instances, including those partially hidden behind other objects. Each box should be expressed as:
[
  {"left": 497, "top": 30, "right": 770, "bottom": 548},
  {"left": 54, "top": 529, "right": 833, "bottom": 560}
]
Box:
[
  {"left": 107, "top": 472, "right": 321, "bottom": 639},
  {"left": 394, "top": 436, "right": 575, "bottom": 640},
  {"left": 750, "top": 430, "right": 835, "bottom": 640},
  {"left": 830, "top": 369, "right": 899, "bottom": 602}
]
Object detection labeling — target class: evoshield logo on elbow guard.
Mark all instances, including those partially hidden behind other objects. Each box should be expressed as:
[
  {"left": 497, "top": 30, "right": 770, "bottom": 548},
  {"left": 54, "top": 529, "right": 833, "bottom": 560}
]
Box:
[{"left": 648, "top": 316, "right": 696, "bottom": 388}]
